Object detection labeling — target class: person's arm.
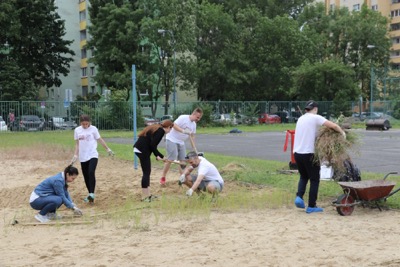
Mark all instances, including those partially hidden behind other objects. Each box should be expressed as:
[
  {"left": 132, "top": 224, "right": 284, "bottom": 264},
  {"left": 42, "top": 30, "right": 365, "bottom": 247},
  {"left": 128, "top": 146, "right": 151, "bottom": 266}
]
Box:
[
  {"left": 97, "top": 137, "right": 114, "bottom": 155},
  {"left": 149, "top": 128, "right": 165, "bottom": 159},
  {"left": 53, "top": 180, "right": 74, "bottom": 209},
  {"left": 323, "top": 120, "right": 346, "bottom": 138}
]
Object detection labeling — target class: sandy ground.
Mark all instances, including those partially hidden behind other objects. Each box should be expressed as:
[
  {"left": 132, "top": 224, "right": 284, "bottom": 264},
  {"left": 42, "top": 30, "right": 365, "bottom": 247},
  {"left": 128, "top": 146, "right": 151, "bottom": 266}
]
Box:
[{"left": 1, "top": 146, "right": 400, "bottom": 267}]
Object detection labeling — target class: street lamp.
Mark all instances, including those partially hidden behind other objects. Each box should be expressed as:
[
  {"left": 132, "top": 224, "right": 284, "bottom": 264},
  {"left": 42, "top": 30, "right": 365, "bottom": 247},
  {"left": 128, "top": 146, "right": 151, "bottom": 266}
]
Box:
[
  {"left": 157, "top": 29, "right": 176, "bottom": 114},
  {"left": 367, "top": 45, "right": 376, "bottom": 115},
  {"left": 367, "top": 44, "right": 388, "bottom": 114}
]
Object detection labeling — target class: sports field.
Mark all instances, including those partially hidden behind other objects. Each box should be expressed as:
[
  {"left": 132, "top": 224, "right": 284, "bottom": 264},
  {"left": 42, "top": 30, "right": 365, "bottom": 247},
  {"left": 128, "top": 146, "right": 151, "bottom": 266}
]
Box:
[{"left": 1, "top": 133, "right": 400, "bottom": 266}]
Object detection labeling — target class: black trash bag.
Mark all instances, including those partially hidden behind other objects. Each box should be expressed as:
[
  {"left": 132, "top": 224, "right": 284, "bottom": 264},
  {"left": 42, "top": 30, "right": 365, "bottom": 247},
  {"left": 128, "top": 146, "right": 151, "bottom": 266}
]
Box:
[{"left": 333, "top": 159, "right": 361, "bottom": 182}]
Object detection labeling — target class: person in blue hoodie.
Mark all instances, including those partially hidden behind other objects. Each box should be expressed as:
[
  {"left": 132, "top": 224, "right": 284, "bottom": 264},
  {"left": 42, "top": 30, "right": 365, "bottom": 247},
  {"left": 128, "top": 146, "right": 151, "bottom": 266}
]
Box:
[{"left": 29, "top": 165, "right": 83, "bottom": 223}]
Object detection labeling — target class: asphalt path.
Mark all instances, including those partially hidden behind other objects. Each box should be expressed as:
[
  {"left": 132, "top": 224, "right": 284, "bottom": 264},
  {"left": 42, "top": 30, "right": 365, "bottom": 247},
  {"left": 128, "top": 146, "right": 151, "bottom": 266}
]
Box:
[{"left": 106, "top": 129, "right": 400, "bottom": 174}]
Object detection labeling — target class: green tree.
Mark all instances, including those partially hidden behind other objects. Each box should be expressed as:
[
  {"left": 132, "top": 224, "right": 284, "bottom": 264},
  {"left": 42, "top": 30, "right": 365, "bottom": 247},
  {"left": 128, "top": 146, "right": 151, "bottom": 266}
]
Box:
[{"left": 0, "top": 0, "right": 74, "bottom": 100}]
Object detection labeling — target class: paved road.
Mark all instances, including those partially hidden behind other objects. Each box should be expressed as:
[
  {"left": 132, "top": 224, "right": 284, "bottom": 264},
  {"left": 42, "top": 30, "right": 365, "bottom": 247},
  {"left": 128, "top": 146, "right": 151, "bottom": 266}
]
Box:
[{"left": 106, "top": 129, "right": 400, "bottom": 174}]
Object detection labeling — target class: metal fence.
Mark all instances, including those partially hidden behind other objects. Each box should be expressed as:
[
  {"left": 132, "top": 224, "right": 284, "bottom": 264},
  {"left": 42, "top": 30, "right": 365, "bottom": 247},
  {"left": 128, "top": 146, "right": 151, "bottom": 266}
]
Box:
[{"left": 0, "top": 100, "right": 395, "bottom": 131}]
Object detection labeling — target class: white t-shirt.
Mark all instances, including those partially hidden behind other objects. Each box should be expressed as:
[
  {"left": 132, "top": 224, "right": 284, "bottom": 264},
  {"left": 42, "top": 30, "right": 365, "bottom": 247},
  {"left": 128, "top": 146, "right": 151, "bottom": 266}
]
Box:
[
  {"left": 197, "top": 157, "right": 224, "bottom": 185},
  {"left": 166, "top": 115, "right": 196, "bottom": 145},
  {"left": 293, "top": 113, "right": 327, "bottom": 154},
  {"left": 74, "top": 125, "right": 101, "bottom": 162}
]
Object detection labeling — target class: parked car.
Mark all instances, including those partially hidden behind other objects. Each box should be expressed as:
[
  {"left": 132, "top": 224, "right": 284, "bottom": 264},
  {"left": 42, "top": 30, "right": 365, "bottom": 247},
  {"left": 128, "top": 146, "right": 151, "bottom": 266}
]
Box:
[
  {"left": 235, "top": 114, "right": 258, "bottom": 125},
  {"left": 143, "top": 117, "right": 159, "bottom": 126},
  {"left": 258, "top": 113, "right": 281, "bottom": 124},
  {"left": 160, "top": 115, "right": 173, "bottom": 121},
  {"left": 0, "top": 116, "right": 7, "bottom": 131},
  {"left": 44, "top": 117, "right": 77, "bottom": 130},
  {"left": 212, "top": 113, "right": 237, "bottom": 125},
  {"left": 361, "top": 112, "right": 383, "bottom": 120},
  {"left": 9, "top": 115, "right": 44, "bottom": 131}
]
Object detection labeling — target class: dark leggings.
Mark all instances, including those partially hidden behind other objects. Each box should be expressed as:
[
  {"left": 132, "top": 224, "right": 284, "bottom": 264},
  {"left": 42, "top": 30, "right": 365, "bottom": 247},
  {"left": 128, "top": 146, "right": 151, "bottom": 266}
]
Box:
[
  {"left": 30, "top": 195, "right": 62, "bottom": 215},
  {"left": 135, "top": 152, "right": 151, "bottom": 188},
  {"left": 294, "top": 153, "right": 320, "bottom": 208},
  {"left": 81, "top": 158, "right": 98, "bottom": 194}
]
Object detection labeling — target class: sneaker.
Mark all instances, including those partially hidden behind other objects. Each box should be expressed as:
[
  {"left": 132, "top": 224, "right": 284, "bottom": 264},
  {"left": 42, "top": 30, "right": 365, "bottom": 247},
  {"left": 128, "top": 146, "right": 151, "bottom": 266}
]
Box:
[
  {"left": 141, "top": 196, "right": 151, "bottom": 202},
  {"left": 295, "top": 196, "right": 305, "bottom": 209},
  {"left": 35, "top": 213, "right": 50, "bottom": 223},
  {"left": 160, "top": 177, "right": 166, "bottom": 185},
  {"left": 306, "top": 207, "right": 324, "bottom": 213},
  {"left": 47, "top": 212, "right": 63, "bottom": 220},
  {"left": 84, "top": 193, "right": 95, "bottom": 203},
  {"left": 142, "top": 195, "right": 159, "bottom": 202}
]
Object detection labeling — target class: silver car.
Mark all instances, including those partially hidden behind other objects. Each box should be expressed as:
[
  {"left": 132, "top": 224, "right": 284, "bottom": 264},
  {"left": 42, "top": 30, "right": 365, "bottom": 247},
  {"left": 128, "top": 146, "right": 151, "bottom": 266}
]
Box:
[{"left": 0, "top": 116, "right": 8, "bottom": 131}]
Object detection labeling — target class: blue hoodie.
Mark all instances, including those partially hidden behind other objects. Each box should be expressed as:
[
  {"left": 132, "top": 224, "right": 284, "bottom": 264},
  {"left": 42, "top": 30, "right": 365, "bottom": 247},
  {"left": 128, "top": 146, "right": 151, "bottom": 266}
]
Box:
[{"left": 33, "top": 172, "right": 74, "bottom": 209}]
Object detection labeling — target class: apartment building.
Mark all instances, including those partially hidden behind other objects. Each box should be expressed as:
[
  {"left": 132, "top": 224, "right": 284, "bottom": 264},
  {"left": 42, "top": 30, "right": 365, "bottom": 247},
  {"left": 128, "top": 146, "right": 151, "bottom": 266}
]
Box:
[{"left": 315, "top": 0, "right": 400, "bottom": 69}]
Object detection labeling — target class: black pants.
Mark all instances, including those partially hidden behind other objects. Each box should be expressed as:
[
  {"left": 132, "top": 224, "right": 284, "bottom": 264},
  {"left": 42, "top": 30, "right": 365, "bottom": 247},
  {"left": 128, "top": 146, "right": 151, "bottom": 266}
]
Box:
[
  {"left": 81, "top": 158, "right": 98, "bottom": 194},
  {"left": 135, "top": 152, "right": 151, "bottom": 188},
  {"left": 294, "top": 153, "right": 320, "bottom": 208}
]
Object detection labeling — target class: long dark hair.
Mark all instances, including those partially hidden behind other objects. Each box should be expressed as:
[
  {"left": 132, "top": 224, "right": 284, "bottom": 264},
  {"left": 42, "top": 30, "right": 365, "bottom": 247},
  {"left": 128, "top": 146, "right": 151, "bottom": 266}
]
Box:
[
  {"left": 138, "top": 119, "right": 173, "bottom": 137},
  {"left": 64, "top": 165, "right": 79, "bottom": 188}
]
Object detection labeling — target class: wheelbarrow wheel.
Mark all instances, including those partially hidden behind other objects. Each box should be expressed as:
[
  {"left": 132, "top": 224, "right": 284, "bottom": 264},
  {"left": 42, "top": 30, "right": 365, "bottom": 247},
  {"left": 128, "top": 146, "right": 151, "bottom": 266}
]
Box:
[{"left": 336, "top": 194, "right": 355, "bottom": 216}]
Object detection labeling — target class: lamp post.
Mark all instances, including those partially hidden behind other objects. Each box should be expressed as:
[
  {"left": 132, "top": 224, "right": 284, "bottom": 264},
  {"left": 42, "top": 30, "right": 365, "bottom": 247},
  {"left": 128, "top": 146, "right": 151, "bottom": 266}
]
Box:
[
  {"left": 157, "top": 29, "right": 176, "bottom": 114},
  {"left": 367, "top": 45, "right": 376, "bottom": 115},
  {"left": 367, "top": 44, "right": 388, "bottom": 114}
]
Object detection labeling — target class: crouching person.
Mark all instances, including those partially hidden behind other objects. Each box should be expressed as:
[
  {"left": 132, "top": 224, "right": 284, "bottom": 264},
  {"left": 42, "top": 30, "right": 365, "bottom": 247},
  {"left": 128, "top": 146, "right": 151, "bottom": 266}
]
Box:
[
  {"left": 29, "top": 165, "right": 83, "bottom": 223},
  {"left": 179, "top": 151, "right": 224, "bottom": 198}
]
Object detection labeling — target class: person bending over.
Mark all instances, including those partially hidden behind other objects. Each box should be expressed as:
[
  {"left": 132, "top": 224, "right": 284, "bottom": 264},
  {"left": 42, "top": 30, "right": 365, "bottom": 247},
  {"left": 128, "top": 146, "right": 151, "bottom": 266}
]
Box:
[
  {"left": 30, "top": 165, "right": 83, "bottom": 223},
  {"left": 134, "top": 119, "right": 174, "bottom": 202},
  {"left": 179, "top": 151, "right": 224, "bottom": 198}
]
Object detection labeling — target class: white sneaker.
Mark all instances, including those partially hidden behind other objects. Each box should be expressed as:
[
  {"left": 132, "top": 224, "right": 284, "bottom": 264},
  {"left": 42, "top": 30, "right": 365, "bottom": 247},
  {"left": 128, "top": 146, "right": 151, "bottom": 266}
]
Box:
[
  {"left": 47, "top": 212, "right": 63, "bottom": 220},
  {"left": 35, "top": 213, "right": 50, "bottom": 223}
]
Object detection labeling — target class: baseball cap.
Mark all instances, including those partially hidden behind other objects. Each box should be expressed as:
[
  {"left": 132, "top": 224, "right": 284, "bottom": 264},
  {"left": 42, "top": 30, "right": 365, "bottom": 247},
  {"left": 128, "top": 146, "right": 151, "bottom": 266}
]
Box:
[
  {"left": 185, "top": 151, "right": 198, "bottom": 160},
  {"left": 304, "top": 100, "right": 318, "bottom": 110}
]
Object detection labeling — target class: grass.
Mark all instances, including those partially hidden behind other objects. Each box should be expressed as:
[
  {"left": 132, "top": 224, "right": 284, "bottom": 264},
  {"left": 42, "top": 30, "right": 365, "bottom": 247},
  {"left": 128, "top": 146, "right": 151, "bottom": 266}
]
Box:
[{"left": 1, "top": 128, "right": 400, "bottom": 224}]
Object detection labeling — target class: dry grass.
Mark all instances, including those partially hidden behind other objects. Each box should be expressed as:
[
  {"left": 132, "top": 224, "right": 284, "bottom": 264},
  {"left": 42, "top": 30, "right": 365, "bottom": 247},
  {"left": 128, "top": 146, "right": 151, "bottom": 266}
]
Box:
[{"left": 314, "top": 127, "right": 360, "bottom": 174}]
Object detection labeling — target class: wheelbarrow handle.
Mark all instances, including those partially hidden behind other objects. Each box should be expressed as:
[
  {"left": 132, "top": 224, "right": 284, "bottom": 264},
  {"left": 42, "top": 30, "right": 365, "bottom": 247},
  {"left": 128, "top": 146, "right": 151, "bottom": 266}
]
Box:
[{"left": 383, "top": 172, "right": 398, "bottom": 180}]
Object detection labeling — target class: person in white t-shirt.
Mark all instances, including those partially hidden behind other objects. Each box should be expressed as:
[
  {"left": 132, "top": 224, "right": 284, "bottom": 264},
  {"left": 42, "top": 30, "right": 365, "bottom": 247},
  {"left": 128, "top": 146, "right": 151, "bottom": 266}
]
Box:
[
  {"left": 71, "top": 114, "right": 114, "bottom": 203},
  {"left": 179, "top": 151, "right": 224, "bottom": 197},
  {"left": 293, "top": 100, "right": 346, "bottom": 214},
  {"left": 159, "top": 108, "right": 203, "bottom": 186}
]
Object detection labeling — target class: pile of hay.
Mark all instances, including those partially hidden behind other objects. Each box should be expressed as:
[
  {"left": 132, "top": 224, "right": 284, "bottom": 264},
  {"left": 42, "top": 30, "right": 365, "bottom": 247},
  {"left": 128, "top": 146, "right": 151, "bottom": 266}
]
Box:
[{"left": 314, "top": 127, "right": 359, "bottom": 174}]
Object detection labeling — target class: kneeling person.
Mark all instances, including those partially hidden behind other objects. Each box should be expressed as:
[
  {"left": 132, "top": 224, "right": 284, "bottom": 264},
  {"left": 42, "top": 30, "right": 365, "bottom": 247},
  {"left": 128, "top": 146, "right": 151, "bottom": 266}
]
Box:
[{"left": 179, "top": 151, "right": 224, "bottom": 196}]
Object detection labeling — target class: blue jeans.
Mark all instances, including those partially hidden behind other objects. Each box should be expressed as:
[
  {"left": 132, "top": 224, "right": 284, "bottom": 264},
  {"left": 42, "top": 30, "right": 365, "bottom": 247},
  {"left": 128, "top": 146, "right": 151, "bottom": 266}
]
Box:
[{"left": 30, "top": 196, "right": 63, "bottom": 216}]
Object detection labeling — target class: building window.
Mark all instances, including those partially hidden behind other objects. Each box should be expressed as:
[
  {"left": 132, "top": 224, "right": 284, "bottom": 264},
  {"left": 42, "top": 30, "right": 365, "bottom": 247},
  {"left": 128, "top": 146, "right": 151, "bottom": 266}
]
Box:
[
  {"left": 82, "top": 86, "right": 88, "bottom": 96},
  {"left": 79, "top": 10, "right": 86, "bottom": 22},
  {"left": 371, "top": 5, "right": 378, "bottom": 11},
  {"left": 81, "top": 48, "right": 87, "bottom": 59},
  {"left": 91, "top": 86, "right": 96, "bottom": 94},
  {"left": 329, "top": 4, "right": 335, "bottom": 11},
  {"left": 90, "top": 67, "right": 95, "bottom": 76},
  {"left": 391, "top": 9, "right": 400, "bottom": 17},
  {"left": 81, "top": 67, "right": 87, "bottom": 77},
  {"left": 393, "top": 0, "right": 400, "bottom": 4},
  {"left": 90, "top": 48, "right": 95, "bottom": 58},
  {"left": 80, "top": 30, "right": 87, "bottom": 41},
  {"left": 353, "top": 4, "right": 360, "bottom": 11}
]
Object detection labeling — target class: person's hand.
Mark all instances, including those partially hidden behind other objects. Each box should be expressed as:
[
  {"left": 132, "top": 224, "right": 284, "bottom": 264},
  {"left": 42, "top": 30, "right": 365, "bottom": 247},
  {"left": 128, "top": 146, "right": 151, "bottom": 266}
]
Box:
[
  {"left": 72, "top": 206, "right": 83, "bottom": 216},
  {"left": 179, "top": 174, "right": 186, "bottom": 184},
  {"left": 186, "top": 188, "right": 193, "bottom": 197},
  {"left": 70, "top": 155, "right": 78, "bottom": 165},
  {"left": 156, "top": 156, "right": 163, "bottom": 161},
  {"left": 107, "top": 148, "right": 115, "bottom": 157},
  {"left": 182, "top": 128, "right": 192, "bottom": 135}
]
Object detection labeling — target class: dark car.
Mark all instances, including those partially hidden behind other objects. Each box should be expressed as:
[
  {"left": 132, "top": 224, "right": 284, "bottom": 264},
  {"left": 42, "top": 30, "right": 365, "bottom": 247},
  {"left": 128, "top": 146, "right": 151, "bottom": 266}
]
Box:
[
  {"left": 44, "top": 117, "right": 77, "bottom": 130},
  {"left": 9, "top": 115, "right": 44, "bottom": 131},
  {"left": 143, "top": 117, "right": 160, "bottom": 126}
]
